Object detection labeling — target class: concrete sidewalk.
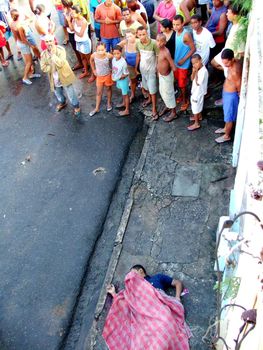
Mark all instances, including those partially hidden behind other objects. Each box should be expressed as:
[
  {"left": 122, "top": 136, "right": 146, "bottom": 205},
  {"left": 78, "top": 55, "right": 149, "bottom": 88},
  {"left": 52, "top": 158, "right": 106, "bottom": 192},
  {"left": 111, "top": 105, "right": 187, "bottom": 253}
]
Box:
[{"left": 87, "top": 90, "right": 236, "bottom": 350}]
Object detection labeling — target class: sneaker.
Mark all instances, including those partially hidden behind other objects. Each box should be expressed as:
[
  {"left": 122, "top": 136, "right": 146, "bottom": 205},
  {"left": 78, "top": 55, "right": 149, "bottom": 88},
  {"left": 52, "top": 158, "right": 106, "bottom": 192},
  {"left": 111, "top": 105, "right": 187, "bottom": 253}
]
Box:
[{"left": 22, "top": 78, "right": 32, "bottom": 85}]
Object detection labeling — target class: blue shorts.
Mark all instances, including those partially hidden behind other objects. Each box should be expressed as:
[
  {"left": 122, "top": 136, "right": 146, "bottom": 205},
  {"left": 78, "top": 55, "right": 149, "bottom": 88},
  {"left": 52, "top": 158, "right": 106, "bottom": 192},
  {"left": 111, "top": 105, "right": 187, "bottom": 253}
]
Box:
[
  {"left": 116, "top": 77, "right": 129, "bottom": 95},
  {"left": 17, "top": 40, "right": 31, "bottom": 55},
  {"left": 223, "top": 90, "right": 239, "bottom": 123},
  {"left": 76, "top": 40, "right": 91, "bottom": 54},
  {"left": 57, "top": 9, "right": 65, "bottom": 27}
]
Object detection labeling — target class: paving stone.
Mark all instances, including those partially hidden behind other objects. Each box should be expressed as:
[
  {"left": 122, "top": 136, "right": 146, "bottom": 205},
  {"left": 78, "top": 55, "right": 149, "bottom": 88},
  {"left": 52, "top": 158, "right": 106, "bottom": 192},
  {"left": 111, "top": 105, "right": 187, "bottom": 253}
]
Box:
[{"left": 172, "top": 164, "right": 201, "bottom": 197}]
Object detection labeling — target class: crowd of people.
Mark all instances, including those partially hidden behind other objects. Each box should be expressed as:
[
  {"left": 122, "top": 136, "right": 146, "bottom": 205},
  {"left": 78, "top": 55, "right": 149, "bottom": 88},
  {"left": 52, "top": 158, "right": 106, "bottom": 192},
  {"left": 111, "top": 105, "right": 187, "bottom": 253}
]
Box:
[{"left": 0, "top": 0, "right": 245, "bottom": 142}]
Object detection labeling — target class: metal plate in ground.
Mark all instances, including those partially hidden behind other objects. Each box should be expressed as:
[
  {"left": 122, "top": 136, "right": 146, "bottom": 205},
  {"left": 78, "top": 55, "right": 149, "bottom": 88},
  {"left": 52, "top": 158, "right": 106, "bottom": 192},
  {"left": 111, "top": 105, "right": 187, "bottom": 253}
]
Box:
[{"left": 172, "top": 164, "right": 201, "bottom": 197}]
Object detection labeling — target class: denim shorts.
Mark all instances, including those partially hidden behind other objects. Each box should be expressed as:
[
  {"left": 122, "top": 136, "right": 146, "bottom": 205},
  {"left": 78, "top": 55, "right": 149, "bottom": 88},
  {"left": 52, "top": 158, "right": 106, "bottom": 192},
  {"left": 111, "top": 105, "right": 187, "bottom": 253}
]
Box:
[
  {"left": 76, "top": 40, "right": 91, "bottom": 54},
  {"left": 116, "top": 77, "right": 129, "bottom": 95},
  {"left": 57, "top": 9, "right": 65, "bottom": 27},
  {"left": 17, "top": 40, "right": 31, "bottom": 55}
]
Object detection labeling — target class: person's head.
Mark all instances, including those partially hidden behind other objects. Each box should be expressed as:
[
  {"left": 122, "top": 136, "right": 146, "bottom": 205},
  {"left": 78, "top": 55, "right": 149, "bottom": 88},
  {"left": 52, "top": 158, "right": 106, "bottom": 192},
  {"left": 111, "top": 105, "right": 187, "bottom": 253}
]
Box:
[
  {"left": 127, "top": 0, "right": 140, "bottom": 12},
  {"left": 44, "top": 34, "right": 56, "bottom": 51},
  {"left": 130, "top": 264, "right": 147, "bottom": 277},
  {"left": 105, "top": 0, "right": 113, "bottom": 6},
  {"left": 163, "top": 0, "right": 172, "bottom": 4},
  {"left": 190, "top": 14, "right": 202, "bottom": 31},
  {"left": 223, "top": 0, "right": 231, "bottom": 7},
  {"left": 10, "top": 8, "right": 19, "bottom": 21},
  {"left": 226, "top": 3, "right": 241, "bottom": 23},
  {"left": 96, "top": 41, "right": 107, "bottom": 55},
  {"left": 191, "top": 53, "right": 203, "bottom": 70},
  {"left": 113, "top": 45, "right": 122, "bottom": 60},
  {"left": 212, "top": 0, "right": 224, "bottom": 9},
  {"left": 137, "top": 26, "right": 148, "bottom": 43},
  {"left": 173, "top": 15, "right": 184, "bottom": 33},
  {"left": 156, "top": 33, "right": 166, "bottom": 49},
  {"left": 122, "top": 7, "right": 132, "bottom": 22},
  {"left": 61, "top": 0, "right": 73, "bottom": 8},
  {"left": 35, "top": 4, "right": 45, "bottom": 15},
  {"left": 125, "top": 29, "right": 136, "bottom": 43},
  {"left": 71, "top": 5, "right": 82, "bottom": 18},
  {"left": 160, "top": 19, "right": 173, "bottom": 33},
  {"left": 221, "top": 48, "right": 234, "bottom": 67}
]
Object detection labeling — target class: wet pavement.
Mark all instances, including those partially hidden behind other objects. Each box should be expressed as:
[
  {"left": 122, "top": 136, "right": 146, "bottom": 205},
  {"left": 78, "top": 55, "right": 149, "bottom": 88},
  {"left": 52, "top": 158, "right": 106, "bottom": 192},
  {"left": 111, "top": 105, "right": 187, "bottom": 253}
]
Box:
[{"left": 0, "top": 27, "right": 144, "bottom": 350}]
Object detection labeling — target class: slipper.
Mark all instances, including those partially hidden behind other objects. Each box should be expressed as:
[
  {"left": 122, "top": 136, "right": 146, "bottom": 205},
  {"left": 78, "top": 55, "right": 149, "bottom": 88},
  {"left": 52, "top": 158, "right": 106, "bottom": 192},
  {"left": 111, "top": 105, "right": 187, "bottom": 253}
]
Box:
[
  {"left": 89, "top": 109, "right": 99, "bottom": 117},
  {"left": 215, "top": 128, "right": 225, "bottom": 134},
  {"left": 142, "top": 100, "right": 151, "bottom": 108},
  {"left": 180, "top": 102, "right": 189, "bottom": 111},
  {"left": 187, "top": 124, "right": 201, "bottom": 131},
  {"left": 29, "top": 73, "right": 41, "bottom": 78},
  {"left": 22, "top": 78, "right": 32, "bottom": 85},
  {"left": 56, "top": 102, "right": 67, "bottom": 112},
  {"left": 215, "top": 135, "right": 231, "bottom": 143},
  {"left": 107, "top": 105, "right": 112, "bottom": 112}
]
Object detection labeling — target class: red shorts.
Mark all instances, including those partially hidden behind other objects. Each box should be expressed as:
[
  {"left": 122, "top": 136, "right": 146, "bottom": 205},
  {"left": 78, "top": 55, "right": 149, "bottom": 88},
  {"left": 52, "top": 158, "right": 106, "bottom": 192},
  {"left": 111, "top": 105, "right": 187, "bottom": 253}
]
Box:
[
  {"left": 174, "top": 68, "right": 188, "bottom": 88},
  {"left": 96, "top": 74, "right": 113, "bottom": 87}
]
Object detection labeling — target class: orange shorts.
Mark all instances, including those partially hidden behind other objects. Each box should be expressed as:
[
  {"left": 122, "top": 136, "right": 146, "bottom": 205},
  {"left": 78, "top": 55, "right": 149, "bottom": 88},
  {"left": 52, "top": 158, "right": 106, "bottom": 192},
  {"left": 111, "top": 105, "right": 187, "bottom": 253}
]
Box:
[
  {"left": 174, "top": 68, "right": 188, "bottom": 88},
  {"left": 96, "top": 74, "right": 114, "bottom": 87}
]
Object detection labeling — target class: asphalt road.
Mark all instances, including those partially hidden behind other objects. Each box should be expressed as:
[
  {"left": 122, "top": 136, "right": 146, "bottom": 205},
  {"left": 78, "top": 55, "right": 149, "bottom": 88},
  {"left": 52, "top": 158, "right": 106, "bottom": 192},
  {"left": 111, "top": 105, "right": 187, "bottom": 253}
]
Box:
[{"left": 0, "top": 58, "right": 143, "bottom": 349}]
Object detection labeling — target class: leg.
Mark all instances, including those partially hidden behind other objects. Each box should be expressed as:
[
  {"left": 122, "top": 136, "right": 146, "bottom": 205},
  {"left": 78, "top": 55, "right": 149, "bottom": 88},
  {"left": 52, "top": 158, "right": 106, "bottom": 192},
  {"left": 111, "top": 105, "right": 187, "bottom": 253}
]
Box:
[
  {"left": 119, "top": 94, "right": 130, "bottom": 116},
  {"left": 63, "top": 26, "right": 69, "bottom": 43},
  {"left": 0, "top": 48, "right": 9, "bottom": 66},
  {"left": 224, "top": 122, "right": 233, "bottom": 139},
  {"left": 187, "top": 112, "right": 201, "bottom": 130},
  {"left": 54, "top": 86, "right": 67, "bottom": 111},
  {"left": 5, "top": 40, "right": 13, "bottom": 58},
  {"left": 91, "top": 84, "right": 104, "bottom": 114},
  {"left": 64, "top": 84, "right": 80, "bottom": 109},
  {"left": 150, "top": 93, "right": 158, "bottom": 120},
  {"left": 106, "top": 86, "right": 112, "bottom": 109},
  {"left": 22, "top": 53, "right": 33, "bottom": 81},
  {"left": 130, "top": 78, "right": 137, "bottom": 102},
  {"left": 163, "top": 108, "right": 177, "bottom": 122},
  {"left": 79, "top": 53, "right": 89, "bottom": 78}
]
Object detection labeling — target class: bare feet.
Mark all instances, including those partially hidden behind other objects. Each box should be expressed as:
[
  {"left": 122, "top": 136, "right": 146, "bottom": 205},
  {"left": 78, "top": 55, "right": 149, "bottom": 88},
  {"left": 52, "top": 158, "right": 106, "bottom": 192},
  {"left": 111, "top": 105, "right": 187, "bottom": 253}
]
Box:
[
  {"left": 79, "top": 72, "right": 89, "bottom": 79},
  {"left": 142, "top": 98, "right": 151, "bottom": 108},
  {"left": 72, "top": 63, "right": 83, "bottom": 71},
  {"left": 119, "top": 110, "right": 129, "bottom": 116},
  {"left": 163, "top": 112, "right": 177, "bottom": 122},
  {"left": 151, "top": 112, "right": 159, "bottom": 121},
  {"left": 187, "top": 123, "right": 200, "bottom": 131},
  {"left": 116, "top": 102, "right": 125, "bottom": 109}
]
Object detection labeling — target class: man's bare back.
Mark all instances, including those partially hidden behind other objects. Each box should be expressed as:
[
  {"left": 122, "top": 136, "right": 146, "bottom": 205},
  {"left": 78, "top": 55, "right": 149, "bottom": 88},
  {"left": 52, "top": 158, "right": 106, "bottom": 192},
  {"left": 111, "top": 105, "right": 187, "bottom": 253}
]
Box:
[{"left": 157, "top": 47, "right": 173, "bottom": 76}]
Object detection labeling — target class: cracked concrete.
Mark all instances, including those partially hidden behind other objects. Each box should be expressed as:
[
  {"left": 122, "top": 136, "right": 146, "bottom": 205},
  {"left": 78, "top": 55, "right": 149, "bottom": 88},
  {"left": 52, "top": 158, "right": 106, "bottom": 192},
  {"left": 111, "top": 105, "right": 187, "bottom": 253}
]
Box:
[{"left": 89, "top": 90, "right": 235, "bottom": 349}]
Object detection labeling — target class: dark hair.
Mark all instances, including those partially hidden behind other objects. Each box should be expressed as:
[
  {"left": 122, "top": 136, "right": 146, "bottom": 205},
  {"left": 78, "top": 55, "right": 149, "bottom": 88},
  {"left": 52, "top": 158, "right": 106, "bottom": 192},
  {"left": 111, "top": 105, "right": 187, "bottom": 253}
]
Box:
[
  {"left": 228, "top": 3, "right": 242, "bottom": 15},
  {"left": 136, "top": 25, "right": 146, "bottom": 32},
  {"left": 71, "top": 5, "right": 81, "bottom": 14},
  {"left": 173, "top": 14, "right": 184, "bottom": 23},
  {"left": 157, "top": 33, "right": 166, "bottom": 41},
  {"left": 113, "top": 45, "right": 122, "bottom": 52},
  {"left": 221, "top": 48, "right": 234, "bottom": 60},
  {"left": 35, "top": 4, "right": 45, "bottom": 14},
  {"left": 121, "top": 7, "right": 130, "bottom": 12},
  {"left": 191, "top": 14, "right": 202, "bottom": 22},
  {"left": 191, "top": 53, "right": 202, "bottom": 60},
  {"left": 160, "top": 19, "right": 173, "bottom": 30},
  {"left": 131, "top": 264, "right": 147, "bottom": 274},
  {"left": 61, "top": 0, "right": 73, "bottom": 8}
]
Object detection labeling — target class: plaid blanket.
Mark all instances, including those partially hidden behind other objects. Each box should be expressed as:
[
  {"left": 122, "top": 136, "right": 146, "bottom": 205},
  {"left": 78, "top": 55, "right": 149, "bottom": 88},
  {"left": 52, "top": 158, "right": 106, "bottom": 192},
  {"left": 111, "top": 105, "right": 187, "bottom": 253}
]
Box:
[{"left": 103, "top": 271, "right": 192, "bottom": 350}]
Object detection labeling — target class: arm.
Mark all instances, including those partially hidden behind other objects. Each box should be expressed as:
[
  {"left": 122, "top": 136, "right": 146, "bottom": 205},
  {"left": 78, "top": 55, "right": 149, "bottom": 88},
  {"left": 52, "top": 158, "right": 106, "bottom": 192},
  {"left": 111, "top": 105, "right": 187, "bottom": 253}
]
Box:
[
  {"left": 153, "top": 4, "right": 164, "bottom": 22},
  {"left": 171, "top": 279, "right": 183, "bottom": 300},
  {"left": 212, "top": 13, "right": 227, "bottom": 37},
  {"left": 136, "top": 13, "right": 147, "bottom": 28},
  {"left": 40, "top": 52, "right": 51, "bottom": 73},
  {"left": 29, "top": 0, "right": 35, "bottom": 13},
  {"left": 135, "top": 51, "right": 140, "bottom": 75},
  {"left": 178, "top": 32, "right": 195, "bottom": 66},
  {"left": 50, "top": 47, "right": 68, "bottom": 68},
  {"left": 17, "top": 26, "right": 32, "bottom": 46},
  {"left": 90, "top": 54, "right": 97, "bottom": 75},
  {"left": 179, "top": 1, "right": 191, "bottom": 25},
  {"left": 167, "top": 50, "right": 177, "bottom": 72}
]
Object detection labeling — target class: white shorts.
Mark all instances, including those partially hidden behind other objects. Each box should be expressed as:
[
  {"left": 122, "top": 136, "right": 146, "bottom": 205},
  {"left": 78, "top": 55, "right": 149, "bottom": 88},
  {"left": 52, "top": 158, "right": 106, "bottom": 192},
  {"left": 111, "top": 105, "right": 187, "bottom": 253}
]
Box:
[
  {"left": 159, "top": 71, "right": 176, "bottom": 109},
  {"left": 191, "top": 94, "right": 204, "bottom": 114},
  {"left": 141, "top": 72, "right": 157, "bottom": 95}
]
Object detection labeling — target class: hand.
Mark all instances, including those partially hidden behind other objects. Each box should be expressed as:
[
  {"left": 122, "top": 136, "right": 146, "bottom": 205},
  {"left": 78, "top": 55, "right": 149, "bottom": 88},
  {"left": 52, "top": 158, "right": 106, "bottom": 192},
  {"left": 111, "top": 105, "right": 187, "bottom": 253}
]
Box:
[
  {"left": 135, "top": 69, "right": 139, "bottom": 77},
  {"left": 107, "top": 284, "right": 116, "bottom": 296},
  {"left": 177, "top": 59, "right": 185, "bottom": 66},
  {"left": 93, "top": 70, "right": 97, "bottom": 76},
  {"left": 105, "top": 17, "right": 112, "bottom": 24}
]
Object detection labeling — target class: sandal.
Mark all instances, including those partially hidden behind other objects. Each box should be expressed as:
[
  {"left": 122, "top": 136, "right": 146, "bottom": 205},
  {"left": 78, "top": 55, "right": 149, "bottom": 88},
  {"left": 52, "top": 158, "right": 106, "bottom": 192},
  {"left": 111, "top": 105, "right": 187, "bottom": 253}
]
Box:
[
  {"left": 56, "top": 102, "right": 67, "bottom": 112},
  {"left": 89, "top": 109, "right": 99, "bottom": 117},
  {"left": 107, "top": 105, "right": 113, "bottom": 112},
  {"left": 187, "top": 124, "right": 201, "bottom": 131},
  {"left": 214, "top": 128, "right": 225, "bottom": 134},
  {"left": 215, "top": 135, "right": 231, "bottom": 143}
]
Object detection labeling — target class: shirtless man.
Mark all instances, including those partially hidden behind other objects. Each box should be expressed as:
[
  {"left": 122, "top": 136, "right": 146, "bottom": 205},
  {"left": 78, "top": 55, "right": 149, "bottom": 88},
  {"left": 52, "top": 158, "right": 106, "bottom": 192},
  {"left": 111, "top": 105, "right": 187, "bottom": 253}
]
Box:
[
  {"left": 179, "top": 0, "right": 197, "bottom": 25},
  {"left": 215, "top": 48, "right": 242, "bottom": 143},
  {"left": 156, "top": 33, "right": 177, "bottom": 122},
  {"left": 10, "top": 9, "right": 41, "bottom": 85}
]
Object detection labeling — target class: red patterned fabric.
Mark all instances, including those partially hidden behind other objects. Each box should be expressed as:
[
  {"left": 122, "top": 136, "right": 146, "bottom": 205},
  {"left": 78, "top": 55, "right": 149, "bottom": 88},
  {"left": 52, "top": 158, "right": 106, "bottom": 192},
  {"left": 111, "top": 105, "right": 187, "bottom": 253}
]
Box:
[{"left": 103, "top": 271, "right": 192, "bottom": 350}]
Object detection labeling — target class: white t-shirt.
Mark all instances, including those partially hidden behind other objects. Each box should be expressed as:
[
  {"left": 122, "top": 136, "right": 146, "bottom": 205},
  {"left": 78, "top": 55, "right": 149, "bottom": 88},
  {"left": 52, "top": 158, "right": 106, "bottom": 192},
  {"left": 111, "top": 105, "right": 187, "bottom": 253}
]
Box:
[
  {"left": 191, "top": 65, "right": 208, "bottom": 99},
  {"left": 112, "top": 57, "right": 129, "bottom": 81},
  {"left": 193, "top": 27, "right": 215, "bottom": 65}
]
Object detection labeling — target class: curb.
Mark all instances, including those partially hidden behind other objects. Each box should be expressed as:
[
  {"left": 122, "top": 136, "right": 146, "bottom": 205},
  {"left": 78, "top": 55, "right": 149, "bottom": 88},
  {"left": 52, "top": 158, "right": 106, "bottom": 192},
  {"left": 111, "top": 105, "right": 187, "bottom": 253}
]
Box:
[{"left": 88, "top": 120, "right": 156, "bottom": 349}]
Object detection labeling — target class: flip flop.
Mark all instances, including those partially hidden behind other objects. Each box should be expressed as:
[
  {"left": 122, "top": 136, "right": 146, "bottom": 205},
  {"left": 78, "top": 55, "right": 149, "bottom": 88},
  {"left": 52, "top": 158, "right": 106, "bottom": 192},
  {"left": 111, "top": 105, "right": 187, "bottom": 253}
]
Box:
[
  {"left": 89, "top": 109, "right": 99, "bottom": 117},
  {"left": 187, "top": 124, "right": 201, "bottom": 131},
  {"left": 151, "top": 112, "right": 159, "bottom": 121},
  {"left": 215, "top": 128, "right": 225, "bottom": 134},
  {"left": 163, "top": 114, "right": 177, "bottom": 122},
  {"left": 107, "top": 105, "right": 113, "bottom": 112},
  {"left": 215, "top": 135, "right": 231, "bottom": 143}
]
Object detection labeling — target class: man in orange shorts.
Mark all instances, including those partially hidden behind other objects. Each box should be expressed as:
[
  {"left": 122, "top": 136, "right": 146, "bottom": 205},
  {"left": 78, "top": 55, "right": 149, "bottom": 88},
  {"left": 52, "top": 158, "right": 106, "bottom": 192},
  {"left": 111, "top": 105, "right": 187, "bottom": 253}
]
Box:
[{"left": 173, "top": 15, "right": 195, "bottom": 111}]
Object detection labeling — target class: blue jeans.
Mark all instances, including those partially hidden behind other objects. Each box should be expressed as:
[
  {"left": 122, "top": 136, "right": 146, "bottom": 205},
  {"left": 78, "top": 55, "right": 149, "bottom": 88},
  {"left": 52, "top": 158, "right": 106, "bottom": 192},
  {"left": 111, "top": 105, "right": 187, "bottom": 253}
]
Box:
[
  {"left": 101, "top": 37, "right": 120, "bottom": 52},
  {"left": 54, "top": 84, "right": 79, "bottom": 108}
]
